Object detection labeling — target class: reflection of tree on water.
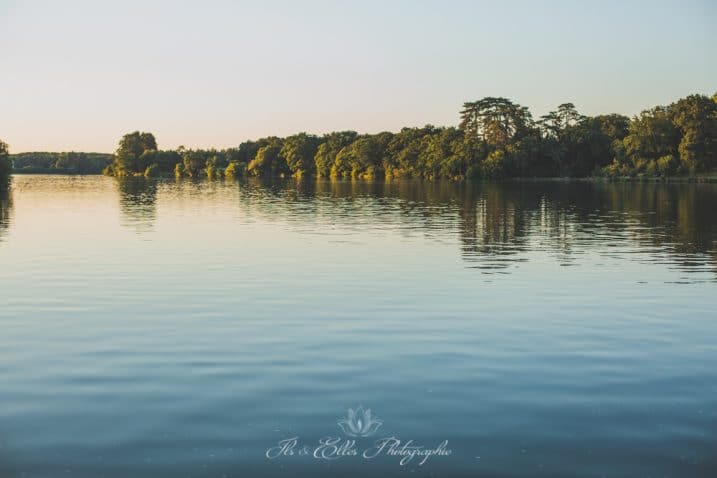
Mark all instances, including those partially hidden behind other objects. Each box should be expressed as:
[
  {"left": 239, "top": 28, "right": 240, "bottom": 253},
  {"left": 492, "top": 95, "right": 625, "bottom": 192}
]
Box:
[
  {"left": 182, "top": 177, "right": 717, "bottom": 280},
  {"left": 0, "top": 179, "right": 12, "bottom": 242},
  {"left": 116, "top": 178, "right": 158, "bottom": 234},
  {"left": 590, "top": 182, "right": 717, "bottom": 279},
  {"left": 240, "top": 177, "right": 470, "bottom": 233},
  {"left": 458, "top": 183, "right": 531, "bottom": 270},
  {"left": 455, "top": 181, "right": 717, "bottom": 278}
]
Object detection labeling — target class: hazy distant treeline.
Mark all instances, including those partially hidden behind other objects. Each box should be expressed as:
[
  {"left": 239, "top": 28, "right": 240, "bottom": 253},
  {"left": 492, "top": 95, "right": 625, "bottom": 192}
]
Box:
[{"left": 9, "top": 152, "right": 113, "bottom": 174}]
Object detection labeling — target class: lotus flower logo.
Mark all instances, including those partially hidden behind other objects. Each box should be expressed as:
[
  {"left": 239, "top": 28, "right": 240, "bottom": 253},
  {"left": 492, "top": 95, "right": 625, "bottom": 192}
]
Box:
[{"left": 337, "top": 406, "right": 383, "bottom": 437}]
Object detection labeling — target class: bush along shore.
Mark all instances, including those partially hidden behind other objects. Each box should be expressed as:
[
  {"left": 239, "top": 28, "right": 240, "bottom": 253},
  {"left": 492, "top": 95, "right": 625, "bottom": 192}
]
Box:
[{"left": 5, "top": 92, "right": 716, "bottom": 181}]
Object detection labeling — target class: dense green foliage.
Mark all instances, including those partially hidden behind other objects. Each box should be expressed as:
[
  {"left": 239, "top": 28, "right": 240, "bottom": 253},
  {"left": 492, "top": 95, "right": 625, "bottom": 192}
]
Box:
[
  {"left": 604, "top": 95, "right": 717, "bottom": 177},
  {"left": 11, "top": 151, "right": 113, "bottom": 174},
  {"left": 105, "top": 131, "right": 171, "bottom": 177},
  {"left": 96, "top": 92, "right": 715, "bottom": 180}
]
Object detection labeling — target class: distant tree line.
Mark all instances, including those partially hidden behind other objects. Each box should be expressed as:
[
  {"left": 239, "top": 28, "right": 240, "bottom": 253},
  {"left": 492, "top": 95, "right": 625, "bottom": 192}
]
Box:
[
  {"left": 104, "top": 93, "right": 717, "bottom": 180},
  {"left": 10, "top": 152, "right": 113, "bottom": 174},
  {"left": 4, "top": 92, "right": 716, "bottom": 181}
]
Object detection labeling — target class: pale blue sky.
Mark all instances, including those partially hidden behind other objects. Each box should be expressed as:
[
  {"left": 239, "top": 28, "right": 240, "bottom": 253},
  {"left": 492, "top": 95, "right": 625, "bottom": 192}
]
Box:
[{"left": 1, "top": 0, "right": 715, "bottom": 153}]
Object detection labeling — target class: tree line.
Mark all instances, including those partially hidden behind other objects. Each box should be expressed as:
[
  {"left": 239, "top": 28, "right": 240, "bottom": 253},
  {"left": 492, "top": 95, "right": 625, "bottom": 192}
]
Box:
[
  {"left": 3, "top": 92, "right": 716, "bottom": 182},
  {"left": 105, "top": 93, "right": 717, "bottom": 180},
  {"left": 10, "top": 152, "right": 113, "bottom": 174}
]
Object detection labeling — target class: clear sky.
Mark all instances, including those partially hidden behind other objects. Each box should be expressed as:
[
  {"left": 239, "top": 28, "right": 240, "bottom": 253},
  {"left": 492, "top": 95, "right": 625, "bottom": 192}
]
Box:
[{"left": 1, "top": 0, "right": 715, "bottom": 153}]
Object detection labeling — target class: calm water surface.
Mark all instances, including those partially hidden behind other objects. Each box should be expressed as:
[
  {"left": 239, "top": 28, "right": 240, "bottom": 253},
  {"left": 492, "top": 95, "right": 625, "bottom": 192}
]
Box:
[{"left": 1, "top": 175, "right": 716, "bottom": 477}]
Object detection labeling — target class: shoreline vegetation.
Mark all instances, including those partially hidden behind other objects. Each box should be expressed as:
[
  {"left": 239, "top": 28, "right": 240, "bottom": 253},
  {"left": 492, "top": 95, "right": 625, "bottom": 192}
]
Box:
[
  {"left": 3, "top": 93, "right": 716, "bottom": 182},
  {"left": 9, "top": 152, "right": 113, "bottom": 175}
]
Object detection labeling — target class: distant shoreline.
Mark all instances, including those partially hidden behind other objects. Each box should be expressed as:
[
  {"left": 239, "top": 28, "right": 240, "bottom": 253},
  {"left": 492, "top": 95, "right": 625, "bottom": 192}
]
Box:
[
  {"left": 4, "top": 92, "right": 716, "bottom": 183},
  {"left": 9, "top": 170, "right": 717, "bottom": 183}
]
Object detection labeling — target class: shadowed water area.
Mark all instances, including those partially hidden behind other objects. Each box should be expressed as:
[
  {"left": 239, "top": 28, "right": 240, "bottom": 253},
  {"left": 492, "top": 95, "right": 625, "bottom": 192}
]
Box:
[{"left": 0, "top": 175, "right": 716, "bottom": 477}]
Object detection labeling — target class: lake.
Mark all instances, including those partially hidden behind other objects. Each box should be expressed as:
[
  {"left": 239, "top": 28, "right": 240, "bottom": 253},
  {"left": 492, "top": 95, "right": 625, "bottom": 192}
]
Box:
[{"left": 1, "top": 175, "right": 716, "bottom": 477}]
